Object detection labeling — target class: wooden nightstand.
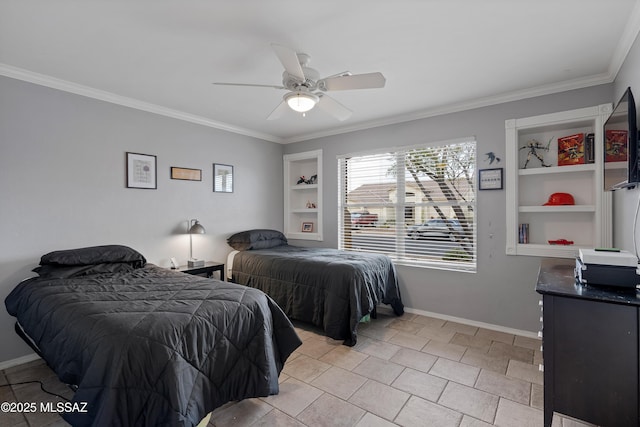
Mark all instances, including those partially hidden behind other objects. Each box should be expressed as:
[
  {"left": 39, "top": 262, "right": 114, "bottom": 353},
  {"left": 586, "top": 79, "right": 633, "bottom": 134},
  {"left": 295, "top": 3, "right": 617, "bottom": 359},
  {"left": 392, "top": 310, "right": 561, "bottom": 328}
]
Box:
[{"left": 175, "top": 262, "right": 224, "bottom": 280}]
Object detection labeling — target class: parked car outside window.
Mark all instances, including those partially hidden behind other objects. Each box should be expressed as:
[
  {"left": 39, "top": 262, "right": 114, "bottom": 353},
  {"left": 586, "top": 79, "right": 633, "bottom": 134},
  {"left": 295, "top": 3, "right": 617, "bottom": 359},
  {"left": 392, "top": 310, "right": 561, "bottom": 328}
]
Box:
[
  {"left": 407, "top": 218, "right": 464, "bottom": 240},
  {"left": 351, "top": 211, "right": 378, "bottom": 227}
]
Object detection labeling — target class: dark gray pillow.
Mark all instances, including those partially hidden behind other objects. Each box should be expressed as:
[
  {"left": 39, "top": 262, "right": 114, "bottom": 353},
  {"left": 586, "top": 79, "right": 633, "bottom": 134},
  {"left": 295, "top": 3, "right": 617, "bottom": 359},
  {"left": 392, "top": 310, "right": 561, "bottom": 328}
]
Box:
[
  {"left": 227, "top": 229, "right": 288, "bottom": 251},
  {"left": 39, "top": 245, "right": 147, "bottom": 268}
]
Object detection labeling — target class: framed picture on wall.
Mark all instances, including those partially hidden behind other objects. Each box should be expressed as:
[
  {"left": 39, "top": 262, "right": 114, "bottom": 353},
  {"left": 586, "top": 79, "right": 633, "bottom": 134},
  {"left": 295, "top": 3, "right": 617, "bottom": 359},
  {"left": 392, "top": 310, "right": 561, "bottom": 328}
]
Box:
[
  {"left": 478, "top": 168, "right": 503, "bottom": 190},
  {"left": 126, "top": 152, "right": 157, "bottom": 189},
  {"left": 213, "top": 163, "right": 233, "bottom": 193},
  {"left": 302, "top": 222, "right": 314, "bottom": 232},
  {"left": 170, "top": 167, "right": 202, "bottom": 181}
]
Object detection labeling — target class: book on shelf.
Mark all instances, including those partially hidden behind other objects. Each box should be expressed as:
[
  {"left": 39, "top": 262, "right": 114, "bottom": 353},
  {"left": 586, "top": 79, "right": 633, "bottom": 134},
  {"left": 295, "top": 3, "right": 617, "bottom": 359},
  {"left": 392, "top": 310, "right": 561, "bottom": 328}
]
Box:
[
  {"left": 584, "top": 133, "right": 595, "bottom": 164},
  {"left": 518, "top": 223, "right": 529, "bottom": 244},
  {"left": 557, "top": 133, "right": 585, "bottom": 166}
]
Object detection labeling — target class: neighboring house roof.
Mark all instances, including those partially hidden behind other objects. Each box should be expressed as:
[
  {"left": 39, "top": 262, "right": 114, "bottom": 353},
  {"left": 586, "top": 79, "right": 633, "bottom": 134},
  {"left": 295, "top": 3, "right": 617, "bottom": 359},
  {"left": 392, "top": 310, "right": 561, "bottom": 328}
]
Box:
[
  {"left": 347, "top": 178, "right": 473, "bottom": 205},
  {"left": 346, "top": 183, "right": 395, "bottom": 205}
]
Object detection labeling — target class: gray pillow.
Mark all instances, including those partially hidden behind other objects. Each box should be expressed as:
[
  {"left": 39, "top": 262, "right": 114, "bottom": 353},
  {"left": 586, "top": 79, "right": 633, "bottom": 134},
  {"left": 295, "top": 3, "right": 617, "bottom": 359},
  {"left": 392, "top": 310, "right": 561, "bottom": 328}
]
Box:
[
  {"left": 227, "top": 229, "right": 288, "bottom": 251},
  {"left": 40, "top": 245, "right": 147, "bottom": 268}
]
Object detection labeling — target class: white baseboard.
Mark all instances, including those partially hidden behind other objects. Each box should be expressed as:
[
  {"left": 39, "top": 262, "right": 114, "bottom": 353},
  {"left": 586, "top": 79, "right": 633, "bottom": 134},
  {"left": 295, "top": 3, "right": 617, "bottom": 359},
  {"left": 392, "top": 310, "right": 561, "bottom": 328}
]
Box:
[
  {"left": 403, "top": 307, "right": 540, "bottom": 340},
  {"left": 0, "top": 353, "right": 41, "bottom": 371}
]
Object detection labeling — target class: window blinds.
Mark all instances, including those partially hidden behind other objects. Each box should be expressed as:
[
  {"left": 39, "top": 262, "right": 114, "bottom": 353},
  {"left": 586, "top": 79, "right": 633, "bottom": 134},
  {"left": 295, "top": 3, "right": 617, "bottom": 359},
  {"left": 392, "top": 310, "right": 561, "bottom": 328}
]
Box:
[{"left": 338, "top": 139, "right": 477, "bottom": 272}]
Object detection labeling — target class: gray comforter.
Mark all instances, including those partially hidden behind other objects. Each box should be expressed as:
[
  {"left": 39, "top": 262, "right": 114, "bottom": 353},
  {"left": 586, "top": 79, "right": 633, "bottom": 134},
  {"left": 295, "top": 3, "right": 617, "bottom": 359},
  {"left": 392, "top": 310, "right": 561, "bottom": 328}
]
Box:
[
  {"left": 231, "top": 245, "right": 404, "bottom": 346},
  {"left": 5, "top": 264, "right": 301, "bottom": 427}
]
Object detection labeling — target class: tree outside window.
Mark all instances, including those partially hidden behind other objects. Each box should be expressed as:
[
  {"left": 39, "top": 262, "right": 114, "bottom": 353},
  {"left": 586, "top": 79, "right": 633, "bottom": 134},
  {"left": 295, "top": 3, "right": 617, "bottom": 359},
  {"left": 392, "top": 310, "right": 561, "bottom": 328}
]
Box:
[{"left": 338, "top": 139, "right": 476, "bottom": 272}]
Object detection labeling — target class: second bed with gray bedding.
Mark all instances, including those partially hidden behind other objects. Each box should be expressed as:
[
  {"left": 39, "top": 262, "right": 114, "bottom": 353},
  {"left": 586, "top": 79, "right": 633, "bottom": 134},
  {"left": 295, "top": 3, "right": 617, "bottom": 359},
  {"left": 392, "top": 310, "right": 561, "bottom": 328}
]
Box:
[{"left": 228, "top": 230, "right": 404, "bottom": 346}]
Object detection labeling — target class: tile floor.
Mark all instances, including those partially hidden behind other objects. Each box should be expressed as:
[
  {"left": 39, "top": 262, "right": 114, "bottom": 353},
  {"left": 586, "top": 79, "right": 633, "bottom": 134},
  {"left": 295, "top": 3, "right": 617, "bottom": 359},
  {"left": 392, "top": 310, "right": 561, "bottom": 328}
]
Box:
[{"left": 0, "top": 309, "right": 598, "bottom": 427}]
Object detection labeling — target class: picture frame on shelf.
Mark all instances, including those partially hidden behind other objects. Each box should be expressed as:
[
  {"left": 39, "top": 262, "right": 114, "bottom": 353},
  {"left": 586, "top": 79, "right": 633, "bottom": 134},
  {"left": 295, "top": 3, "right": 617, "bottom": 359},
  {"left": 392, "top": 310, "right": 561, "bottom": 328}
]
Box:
[
  {"left": 126, "top": 152, "right": 157, "bottom": 189},
  {"left": 301, "top": 222, "right": 314, "bottom": 232},
  {"left": 170, "top": 167, "right": 202, "bottom": 181},
  {"left": 213, "top": 163, "right": 233, "bottom": 193},
  {"left": 478, "top": 168, "right": 503, "bottom": 190}
]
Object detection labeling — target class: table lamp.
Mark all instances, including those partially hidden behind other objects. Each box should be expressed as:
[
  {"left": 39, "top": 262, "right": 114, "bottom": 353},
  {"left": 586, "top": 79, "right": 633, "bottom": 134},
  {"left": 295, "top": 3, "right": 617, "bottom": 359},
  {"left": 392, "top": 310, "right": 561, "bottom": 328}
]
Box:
[{"left": 188, "top": 219, "right": 206, "bottom": 267}]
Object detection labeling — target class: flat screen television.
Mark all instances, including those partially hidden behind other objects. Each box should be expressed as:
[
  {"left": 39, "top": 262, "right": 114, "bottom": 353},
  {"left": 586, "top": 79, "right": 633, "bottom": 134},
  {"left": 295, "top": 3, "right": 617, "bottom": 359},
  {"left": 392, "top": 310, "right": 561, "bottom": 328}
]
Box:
[{"left": 604, "top": 87, "right": 638, "bottom": 191}]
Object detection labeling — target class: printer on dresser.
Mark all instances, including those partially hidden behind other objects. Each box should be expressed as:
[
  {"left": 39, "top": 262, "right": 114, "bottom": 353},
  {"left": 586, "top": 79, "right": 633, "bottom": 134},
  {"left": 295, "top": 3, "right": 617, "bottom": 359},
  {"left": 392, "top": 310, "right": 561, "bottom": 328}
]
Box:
[
  {"left": 576, "top": 248, "right": 639, "bottom": 288},
  {"left": 536, "top": 258, "right": 640, "bottom": 427}
]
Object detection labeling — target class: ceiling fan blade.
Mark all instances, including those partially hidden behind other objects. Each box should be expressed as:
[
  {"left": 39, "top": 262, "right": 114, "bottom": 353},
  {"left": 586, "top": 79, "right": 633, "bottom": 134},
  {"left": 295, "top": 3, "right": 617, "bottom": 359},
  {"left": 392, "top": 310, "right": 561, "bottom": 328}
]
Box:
[
  {"left": 317, "top": 94, "right": 352, "bottom": 121},
  {"left": 322, "top": 71, "right": 352, "bottom": 79},
  {"left": 266, "top": 100, "right": 289, "bottom": 121},
  {"left": 213, "top": 82, "right": 285, "bottom": 89},
  {"left": 319, "top": 72, "right": 386, "bottom": 91},
  {"left": 271, "top": 43, "right": 305, "bottom": 82}
]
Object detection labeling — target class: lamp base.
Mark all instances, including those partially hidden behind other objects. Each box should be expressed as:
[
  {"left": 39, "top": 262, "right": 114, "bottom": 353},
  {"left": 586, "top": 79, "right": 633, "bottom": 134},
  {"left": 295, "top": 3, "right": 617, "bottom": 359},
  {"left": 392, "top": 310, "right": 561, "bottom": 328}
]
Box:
[{"left": 188, "top": 259, "right": 205, "bottom": 268}]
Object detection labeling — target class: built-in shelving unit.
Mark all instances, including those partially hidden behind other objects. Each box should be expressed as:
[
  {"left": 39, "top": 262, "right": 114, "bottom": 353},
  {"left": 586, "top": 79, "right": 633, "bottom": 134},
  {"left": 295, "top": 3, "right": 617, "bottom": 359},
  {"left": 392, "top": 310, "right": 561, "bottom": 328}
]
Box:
[
  {"left": 283, "top": 149, "right": 323, "bottom": 241},
  {"left": 505, "top": 104, "right": 612, "bottom": 258}
]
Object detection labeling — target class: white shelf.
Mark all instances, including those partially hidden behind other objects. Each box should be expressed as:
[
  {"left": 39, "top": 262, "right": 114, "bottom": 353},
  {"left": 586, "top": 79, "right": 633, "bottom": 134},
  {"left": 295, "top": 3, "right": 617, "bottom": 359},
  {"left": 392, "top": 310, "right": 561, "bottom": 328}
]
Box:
[
  {"left": 290, "top": 184, "right": 318, "bottom": 190},
  {"left": 519, "top": 205, "right": 596, "bottom": 213},
  {"left": 505, "top": 104, "right": 612, "bottom": 258},
  {"left": 284, "top": 150, "right": 323, "bottom": 241},
  {"left": 286, "top": 232, "right": 323, "bottom": 241},
  {"left": 511, "top": 243, "right": 586, "bottom": 258},
  {"left": 518, "top": 164, "right": 596, "bottom": 176}
]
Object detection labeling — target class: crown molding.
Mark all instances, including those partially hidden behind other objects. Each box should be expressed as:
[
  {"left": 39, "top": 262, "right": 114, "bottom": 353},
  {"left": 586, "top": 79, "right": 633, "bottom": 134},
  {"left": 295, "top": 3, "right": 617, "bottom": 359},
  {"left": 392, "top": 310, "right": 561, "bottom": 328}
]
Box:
[
  {"left": 0, "top": 64, "right": 284, "bottom": 144},
  {"left": 608, "top": 0, "right": 640, "bottom": 80}
]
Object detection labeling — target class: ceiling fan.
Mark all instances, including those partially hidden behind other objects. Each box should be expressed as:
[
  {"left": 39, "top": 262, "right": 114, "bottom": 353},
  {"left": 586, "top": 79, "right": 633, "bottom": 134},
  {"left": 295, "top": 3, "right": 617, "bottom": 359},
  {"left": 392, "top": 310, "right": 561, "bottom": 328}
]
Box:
[{"left": 213, "top": 44, "right": 386, "bottom": 121}]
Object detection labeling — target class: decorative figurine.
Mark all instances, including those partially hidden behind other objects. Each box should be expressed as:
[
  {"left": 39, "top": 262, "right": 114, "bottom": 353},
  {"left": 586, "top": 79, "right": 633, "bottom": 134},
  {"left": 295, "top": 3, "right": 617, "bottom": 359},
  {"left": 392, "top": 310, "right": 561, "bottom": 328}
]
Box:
[
  {"left": 297, "top": 174, "right": 318, "bottom": 184},
  {"left": 520, "top": 138, "right": 552, "bottom": 168}
]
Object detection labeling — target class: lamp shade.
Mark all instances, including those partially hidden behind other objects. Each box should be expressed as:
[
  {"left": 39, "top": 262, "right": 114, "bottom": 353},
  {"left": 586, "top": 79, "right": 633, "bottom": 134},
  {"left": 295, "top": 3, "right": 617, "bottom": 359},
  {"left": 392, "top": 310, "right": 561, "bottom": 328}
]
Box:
[
  {"left": 189, "top": 220, "right": 205, "bottom": 234},
  {"left": 285, "top": 91, "right": 319, "bottom": 113}
]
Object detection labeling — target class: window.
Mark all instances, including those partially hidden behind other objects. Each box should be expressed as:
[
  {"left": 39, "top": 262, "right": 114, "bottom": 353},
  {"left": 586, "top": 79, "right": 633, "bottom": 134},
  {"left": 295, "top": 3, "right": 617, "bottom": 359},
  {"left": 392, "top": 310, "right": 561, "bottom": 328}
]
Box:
[{"left": 338, "top": 138, "right": 476, "bottom": 272}]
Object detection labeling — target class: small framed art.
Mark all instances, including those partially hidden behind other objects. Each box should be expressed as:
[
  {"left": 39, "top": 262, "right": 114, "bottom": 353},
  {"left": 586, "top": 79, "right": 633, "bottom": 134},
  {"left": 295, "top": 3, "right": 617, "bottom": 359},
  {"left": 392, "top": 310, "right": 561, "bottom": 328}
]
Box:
[
  {"left": 213, "top": 163, "right": 233, "bottom": 193},
  {"left": 478, "top": 168, "right": 503, "bottom": 190},
  {"left": 171, "top": 167, "right": 202, "bottom": 181},
  {"left": 302, "top": 222, "right": 314, "bottom": 232},
  {"left": 126, "top": 152, "right": 157, "bottom": 189}
]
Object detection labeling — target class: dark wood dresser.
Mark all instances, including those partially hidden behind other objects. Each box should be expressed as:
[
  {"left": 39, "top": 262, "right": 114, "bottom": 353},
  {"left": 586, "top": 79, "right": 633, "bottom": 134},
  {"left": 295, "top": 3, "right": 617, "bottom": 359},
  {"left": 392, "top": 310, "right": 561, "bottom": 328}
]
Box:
[{"left": 536, "top": 259, "right": 640, "bottom": 427}]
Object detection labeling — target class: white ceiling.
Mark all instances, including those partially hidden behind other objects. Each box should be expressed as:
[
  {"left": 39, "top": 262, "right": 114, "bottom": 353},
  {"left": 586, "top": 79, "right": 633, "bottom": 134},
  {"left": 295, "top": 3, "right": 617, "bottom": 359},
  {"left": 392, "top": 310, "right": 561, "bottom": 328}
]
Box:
[{"left": 1, "top": 1, "right": 640, "bottom": 144}]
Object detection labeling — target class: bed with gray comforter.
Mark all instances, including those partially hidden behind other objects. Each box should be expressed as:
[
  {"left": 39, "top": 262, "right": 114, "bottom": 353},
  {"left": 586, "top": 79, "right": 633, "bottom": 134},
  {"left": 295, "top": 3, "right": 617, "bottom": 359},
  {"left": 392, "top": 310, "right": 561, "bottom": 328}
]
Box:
[
  {"left": 228, "top": 230, "right": 404, "bottom": 346},
  {"left": 5, "top": 245, "right": 301, "bottom": 427}
]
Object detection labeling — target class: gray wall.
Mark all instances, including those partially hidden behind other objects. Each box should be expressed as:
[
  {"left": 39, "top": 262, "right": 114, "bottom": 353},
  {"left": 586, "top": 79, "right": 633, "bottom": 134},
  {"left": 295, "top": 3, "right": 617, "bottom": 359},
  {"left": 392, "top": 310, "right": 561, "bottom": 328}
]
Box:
[
  {"left": 285, "top": 85, "right": 613, "bottom": 333},
  {"left": 611, "top": 32, "right": 640, "bottom": 252},
  {"left": 0, "top": 76, "right": 284, "bottom": 362}
]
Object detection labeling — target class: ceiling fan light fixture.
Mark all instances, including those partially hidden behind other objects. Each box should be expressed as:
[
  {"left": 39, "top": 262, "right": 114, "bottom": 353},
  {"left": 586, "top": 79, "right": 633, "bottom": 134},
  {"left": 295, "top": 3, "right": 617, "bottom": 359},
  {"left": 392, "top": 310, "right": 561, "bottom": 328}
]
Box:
[{"left": 284, "top": 91, "right": 319, "bottom": 113}]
